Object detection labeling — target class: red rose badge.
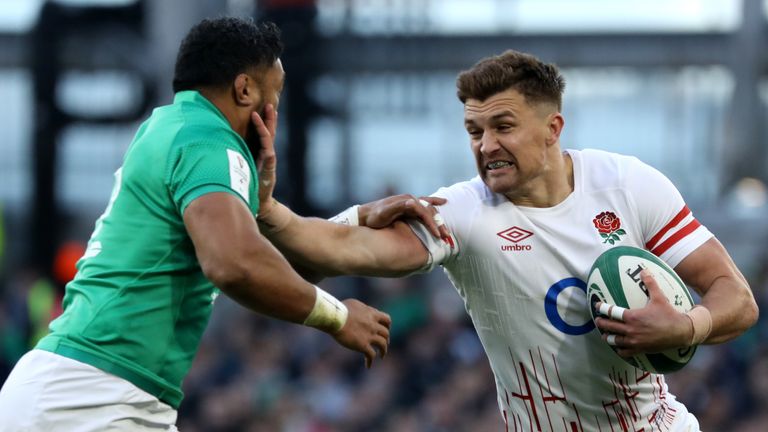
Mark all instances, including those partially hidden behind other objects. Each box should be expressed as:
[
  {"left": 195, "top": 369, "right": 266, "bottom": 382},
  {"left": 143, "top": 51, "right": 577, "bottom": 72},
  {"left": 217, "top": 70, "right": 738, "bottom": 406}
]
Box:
[{"left": 593, "top": 211, "right": 626, "bottom": 244}]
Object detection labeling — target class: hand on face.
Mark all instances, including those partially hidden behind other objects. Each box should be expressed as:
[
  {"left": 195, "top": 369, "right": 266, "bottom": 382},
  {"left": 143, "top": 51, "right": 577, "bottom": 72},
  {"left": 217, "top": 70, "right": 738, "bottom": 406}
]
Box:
[{"left": 251, "top": 104, "right": 278, "bottom": 217}]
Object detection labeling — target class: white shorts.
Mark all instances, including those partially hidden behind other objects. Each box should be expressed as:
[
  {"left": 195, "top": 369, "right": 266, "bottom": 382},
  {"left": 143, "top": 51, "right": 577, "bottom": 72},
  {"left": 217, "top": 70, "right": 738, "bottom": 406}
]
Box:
[
  {"left": 672, "top": 413, "right": 701, "bottom": 432},
  {"left": 0, "top": 350, "right": 179, "bottom": 431}
]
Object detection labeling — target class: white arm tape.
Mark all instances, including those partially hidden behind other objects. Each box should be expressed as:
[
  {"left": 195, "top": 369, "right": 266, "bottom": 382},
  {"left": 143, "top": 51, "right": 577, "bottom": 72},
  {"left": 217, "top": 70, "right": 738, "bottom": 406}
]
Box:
[
  {"left": 328, "top": 205, "right": 360, "bottom": 226},
  {"left": 406, "top": 219, "right": 457, "bottom": 273},
  {"left": 303, "top": 286, "right": 349, "bottom": 333}
]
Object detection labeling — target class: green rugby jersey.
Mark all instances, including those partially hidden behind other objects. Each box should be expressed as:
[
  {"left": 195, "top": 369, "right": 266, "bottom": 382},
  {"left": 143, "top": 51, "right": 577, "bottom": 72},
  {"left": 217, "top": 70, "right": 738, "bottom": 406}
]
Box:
[{"left": 37, "top": 91, "right": 259, "bottom": 409}]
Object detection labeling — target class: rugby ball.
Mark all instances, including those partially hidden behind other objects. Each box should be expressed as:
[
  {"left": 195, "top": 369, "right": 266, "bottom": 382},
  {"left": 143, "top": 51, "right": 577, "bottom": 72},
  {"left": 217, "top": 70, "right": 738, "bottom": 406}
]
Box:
[{"left": 587, "top": 246, "right": 696, "bottom": 373}]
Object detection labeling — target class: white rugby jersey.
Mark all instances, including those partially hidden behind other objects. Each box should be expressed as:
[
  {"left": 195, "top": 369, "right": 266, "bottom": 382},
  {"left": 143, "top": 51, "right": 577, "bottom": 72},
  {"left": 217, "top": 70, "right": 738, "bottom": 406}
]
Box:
[{"left": 409, "top": 149, "right": 712, "bottom": 432}]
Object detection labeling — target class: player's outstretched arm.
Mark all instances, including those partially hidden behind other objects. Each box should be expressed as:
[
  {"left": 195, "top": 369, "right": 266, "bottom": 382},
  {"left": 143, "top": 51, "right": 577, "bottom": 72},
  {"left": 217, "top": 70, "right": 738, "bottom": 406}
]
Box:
[
  {"left": 260, "top": 201, "right": 432, "bottom": 278},
  {"left": 184, "top": 192, "right": 391, "bottom": 368},
  {"left": 252, "top": 103, "right": 442, "bottom": 278}
]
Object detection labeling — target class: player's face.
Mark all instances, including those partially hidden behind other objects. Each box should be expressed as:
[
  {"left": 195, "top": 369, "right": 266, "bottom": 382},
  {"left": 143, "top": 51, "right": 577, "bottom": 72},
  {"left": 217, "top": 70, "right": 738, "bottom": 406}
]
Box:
[
  {"left": 464, "top": 88, "right": 559, "bottom": 199},
  {"left": 244, "top": 59, "right": 284, "bottom": 149},
  {"left": 256, "top": 59, "right": 285, "bottom": 115}
]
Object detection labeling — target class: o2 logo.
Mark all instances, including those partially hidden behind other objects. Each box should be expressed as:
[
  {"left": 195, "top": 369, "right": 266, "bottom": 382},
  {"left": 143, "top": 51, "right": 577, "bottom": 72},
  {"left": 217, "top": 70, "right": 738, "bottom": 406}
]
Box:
[{"left": 544, "top": 277, "right": 595, "bottom": 335}]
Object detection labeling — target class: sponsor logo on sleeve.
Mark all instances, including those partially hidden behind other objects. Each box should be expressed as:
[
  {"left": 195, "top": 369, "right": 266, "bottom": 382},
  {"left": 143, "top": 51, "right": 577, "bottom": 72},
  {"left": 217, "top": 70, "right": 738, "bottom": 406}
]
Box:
[{"left": 227, "top": 149, "right": 250, "bottom": 204}]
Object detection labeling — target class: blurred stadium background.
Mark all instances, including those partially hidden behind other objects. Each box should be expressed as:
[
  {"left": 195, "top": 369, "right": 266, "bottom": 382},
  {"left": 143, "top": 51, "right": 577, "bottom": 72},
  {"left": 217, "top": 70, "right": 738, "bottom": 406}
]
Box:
[{"left": 1, "top": 0, "right": 768, "bottom": 430}]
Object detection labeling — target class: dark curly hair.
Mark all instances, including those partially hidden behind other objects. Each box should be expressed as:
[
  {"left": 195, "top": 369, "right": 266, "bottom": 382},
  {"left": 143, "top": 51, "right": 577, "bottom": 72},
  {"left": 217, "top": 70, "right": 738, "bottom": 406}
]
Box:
[
  {"left": 456, "top": 50, "right": 565, "bottom": 110},
  {"left": 172, "top": 17, "right": 284, "bottom": 93}
]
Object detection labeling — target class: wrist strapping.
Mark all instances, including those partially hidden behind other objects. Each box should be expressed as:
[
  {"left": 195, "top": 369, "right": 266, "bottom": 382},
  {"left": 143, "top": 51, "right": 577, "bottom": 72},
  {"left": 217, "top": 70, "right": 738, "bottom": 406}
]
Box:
[
  {"left": 328, "top": 205, "right": 360, "bottom": 226},
  {"left": 685, "top": 305, "right": 713, "bottom": 346},
  {"left": 303, "top": 286, "right": 348, "bottom": 333},
  {"left": 259, "top": 199, "right": 293, "bottom": 234}
]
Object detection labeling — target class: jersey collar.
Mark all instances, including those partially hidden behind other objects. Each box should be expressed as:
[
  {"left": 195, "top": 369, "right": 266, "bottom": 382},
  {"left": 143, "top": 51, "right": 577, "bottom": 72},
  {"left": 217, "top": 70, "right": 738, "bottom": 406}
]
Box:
[{"left": 173, "top": 90, "right": 230, "bottom": 125}]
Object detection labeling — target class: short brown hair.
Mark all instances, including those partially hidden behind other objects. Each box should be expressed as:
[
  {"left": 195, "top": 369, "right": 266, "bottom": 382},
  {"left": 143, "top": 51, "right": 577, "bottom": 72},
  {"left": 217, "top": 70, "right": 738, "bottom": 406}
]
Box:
[{"left": 456, "top": 50, "right": 565, "bottom": 110}]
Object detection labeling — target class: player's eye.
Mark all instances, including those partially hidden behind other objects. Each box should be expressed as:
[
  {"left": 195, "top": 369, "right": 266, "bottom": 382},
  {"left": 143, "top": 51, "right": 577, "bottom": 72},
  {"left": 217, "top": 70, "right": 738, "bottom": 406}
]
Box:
[{"left": 467, "top": 129, "right": 483, "bottom": 139}]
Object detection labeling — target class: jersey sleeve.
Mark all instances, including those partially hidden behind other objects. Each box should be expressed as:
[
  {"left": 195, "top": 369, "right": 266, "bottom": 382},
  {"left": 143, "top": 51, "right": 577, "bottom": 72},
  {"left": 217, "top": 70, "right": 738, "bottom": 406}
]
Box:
[
  {"left": 168, "top": 141, "right": 253, "bottom": 215},
  {"left": 406, "top": 182, "right": 477, "bottom": 273},
  {"left": 625, "top": 158, "right": 713, "bottom": 267}
]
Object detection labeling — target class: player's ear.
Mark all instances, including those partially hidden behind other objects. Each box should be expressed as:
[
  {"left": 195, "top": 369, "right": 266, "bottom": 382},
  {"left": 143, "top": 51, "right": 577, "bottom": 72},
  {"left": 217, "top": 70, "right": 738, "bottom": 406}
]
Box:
[
  {"left": 233, "top": 73, "right": 261, "bottom": 108},
  {"left": 545, "top": 112, "right": 564, "bottom": 146}
]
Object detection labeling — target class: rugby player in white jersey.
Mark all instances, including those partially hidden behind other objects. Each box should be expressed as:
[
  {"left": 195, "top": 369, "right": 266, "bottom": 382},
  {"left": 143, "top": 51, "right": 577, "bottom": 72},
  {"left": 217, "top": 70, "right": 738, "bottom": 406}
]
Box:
[{"left": 254, "top": 50, "right": 758, "bottom": 431}]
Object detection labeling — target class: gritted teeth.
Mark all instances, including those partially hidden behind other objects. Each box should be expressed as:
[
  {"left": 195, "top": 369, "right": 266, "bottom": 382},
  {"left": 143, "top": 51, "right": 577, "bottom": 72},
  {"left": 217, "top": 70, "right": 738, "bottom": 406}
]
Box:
[{"left": 486, "top": 160, "right": 512, "bottom": 170}]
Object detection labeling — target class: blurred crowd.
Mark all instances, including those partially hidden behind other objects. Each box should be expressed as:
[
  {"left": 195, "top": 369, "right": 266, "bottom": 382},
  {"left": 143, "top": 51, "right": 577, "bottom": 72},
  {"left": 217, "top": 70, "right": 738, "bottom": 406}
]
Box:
[{"left": 1, "top": 238, "right": 767, "bottom": 431}]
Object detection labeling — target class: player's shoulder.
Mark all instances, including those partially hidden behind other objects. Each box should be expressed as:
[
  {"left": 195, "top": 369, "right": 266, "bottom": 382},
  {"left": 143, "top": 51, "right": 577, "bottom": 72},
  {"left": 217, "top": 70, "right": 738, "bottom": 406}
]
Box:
[
  {"left": 167, "top": 95, "right": 240, "bottom": 147},
  {"left": 175, "top": 119, "right": 238, "bottom": 147},
  {"left": 573, "top": 148, "right": 651, "bottom": 192},
  {"left": 165, "top": 121, "right": 245, "bottom": 168}
]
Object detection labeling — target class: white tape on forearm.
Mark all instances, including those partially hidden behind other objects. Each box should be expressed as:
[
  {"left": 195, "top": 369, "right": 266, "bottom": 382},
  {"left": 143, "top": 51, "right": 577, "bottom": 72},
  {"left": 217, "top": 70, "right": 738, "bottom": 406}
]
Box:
[
  {"left": 685, "top": 305, "right": 712, "bottom": 346},
  {"left": 328, "top": 205, "right": 360, "bottom": 226},
  {"left": 303, "top": 286, "right": 349, "bottom": 333},
  {"left": 598, "top": 302, "right": 627, "bottom": 321}
]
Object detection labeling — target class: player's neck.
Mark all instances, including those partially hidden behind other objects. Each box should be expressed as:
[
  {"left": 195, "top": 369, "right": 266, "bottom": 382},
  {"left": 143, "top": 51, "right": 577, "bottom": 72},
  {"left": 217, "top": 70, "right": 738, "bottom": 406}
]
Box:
[{"left": 506, "top": 151, "right": 574, "bottom": 208}]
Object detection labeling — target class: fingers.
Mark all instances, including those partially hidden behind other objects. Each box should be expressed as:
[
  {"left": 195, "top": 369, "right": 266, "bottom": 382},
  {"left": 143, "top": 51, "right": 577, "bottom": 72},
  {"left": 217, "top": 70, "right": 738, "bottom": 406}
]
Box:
[
  {"left": 363, "top": 345, "right": 375, "bottom": 369},
  {"left": 364, "top": 330, "right": 389, "bottom": 368},
  {"left": 419, "top": 196, "right": 447, "bottom": 206},
  {"left": 252, "top": 111, "right": 276, "bottom": 175},
  {"left": 640, "top": 270, "right": 666, "bottom": 303},
  {"left": 613, "top": 348, "right": 637, "bottom": 358},
  {"left": 595, "top": 301, "right": 627, "bottom": 321},
  {"left": 404, "top": 198, "right": 441, "bottom": 239},
  {"left": 264, "top": 103, "right": 278, "bottom": 137},
  {"left": 251, "top": 109, "right": 270, "bottom": 141},
  {"left": 595, "top": 301, "right": 631, "bottom": 356},
  {"left": 372, "top": 334, "right": 388, "bottom": 358},
  {"left": 602, "top": 334, "right": 637, "bottom": 357},
  {"left": 378, "top": 311, "right": 392, "bottom": 329},
  {"left": 372, "top": 311, "right": 390, "bottom": 362},
  {"left": 594, "top": 316, "right": 628, "bottom": 335},
  {"left": 431, "top": 210, "right": 445, "bottom": 227},
  {"left": 438, "top": 225, "right": 451, "bottom": 243},
  {"left": 415, "top": 198, "right": 453, "bottom": 248},
  {"left": 595, "top": 300, "right": 630, "bottom": 353},
  {"left": 365, "top": 308, "right": 391, "bottom": 368}
]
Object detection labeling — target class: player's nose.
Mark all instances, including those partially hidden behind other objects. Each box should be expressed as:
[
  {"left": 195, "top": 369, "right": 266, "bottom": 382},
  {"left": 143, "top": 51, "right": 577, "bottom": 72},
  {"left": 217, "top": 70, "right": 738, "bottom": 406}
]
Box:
[{"left": 479, "top": 131, "right": 501, "bottom": 154}]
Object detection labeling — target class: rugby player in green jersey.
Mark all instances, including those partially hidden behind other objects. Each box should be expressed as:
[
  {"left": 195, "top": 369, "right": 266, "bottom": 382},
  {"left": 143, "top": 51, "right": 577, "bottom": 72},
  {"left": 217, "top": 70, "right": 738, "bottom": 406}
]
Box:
[{"left": 0, "top": 17, "right": 393, "bottom": 431}]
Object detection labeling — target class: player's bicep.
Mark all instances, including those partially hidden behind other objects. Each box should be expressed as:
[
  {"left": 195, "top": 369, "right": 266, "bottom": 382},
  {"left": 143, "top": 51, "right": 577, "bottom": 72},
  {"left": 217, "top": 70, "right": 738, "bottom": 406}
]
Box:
[
  {"left": 183, "top": 192, "right": 262, "bottom": 285},
  {"left": 674, "top": 237, "right": 748, "bottom": 297}
]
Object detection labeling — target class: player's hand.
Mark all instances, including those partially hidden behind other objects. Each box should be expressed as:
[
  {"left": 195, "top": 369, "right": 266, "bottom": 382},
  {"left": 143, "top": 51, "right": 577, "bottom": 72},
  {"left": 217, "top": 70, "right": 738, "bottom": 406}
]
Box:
[
  {"left": 594, "top": 270, "right": 691, "bottom": 357},
  {"left": 332, "top": 299, "right": 391, "bottom": 368},
  {"left": 359, "top": 194, "right": 452, "bottom": 246},
  {"left": 251, "top": 104, "right": 278, "bottom": 218}
]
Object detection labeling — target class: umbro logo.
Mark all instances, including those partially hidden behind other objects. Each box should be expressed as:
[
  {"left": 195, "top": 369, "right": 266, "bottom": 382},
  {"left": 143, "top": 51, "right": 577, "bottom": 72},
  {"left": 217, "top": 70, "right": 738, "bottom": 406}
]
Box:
[{"left": 497, "top": 226, "right": 533, "bottom": 251}]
